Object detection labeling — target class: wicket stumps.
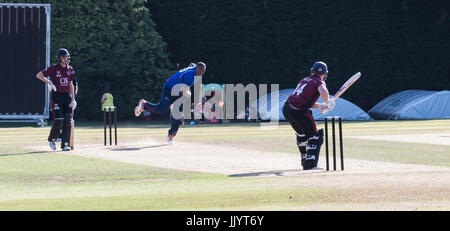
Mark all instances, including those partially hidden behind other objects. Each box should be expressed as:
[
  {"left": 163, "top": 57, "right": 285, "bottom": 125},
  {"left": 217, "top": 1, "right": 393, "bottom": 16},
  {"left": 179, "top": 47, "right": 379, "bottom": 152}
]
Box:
[
  {"left": 104, "top": 106, "right": 117, "bottom": 145},
  {"left": 324, "top": 116, "right": 344, "bottom": 171}
]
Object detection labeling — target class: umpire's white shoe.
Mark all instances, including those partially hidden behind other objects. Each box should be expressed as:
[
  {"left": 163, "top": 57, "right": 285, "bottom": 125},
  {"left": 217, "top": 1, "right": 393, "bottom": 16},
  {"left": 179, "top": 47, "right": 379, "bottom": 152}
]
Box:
[
  {"left": 168, "top": 135, "right": 175, "bottom": 145},
  {"left": 134, "top": 99, "right": 146, "bottom": 117},
  {"left": 62, "top": 143, "right": 71, "bottom": 151},
  {"left": 49, "top": 141, "right": 56, "bottom": 151},
  {"left": 62, "top": 146, "right": 72, "bottom": 151}
]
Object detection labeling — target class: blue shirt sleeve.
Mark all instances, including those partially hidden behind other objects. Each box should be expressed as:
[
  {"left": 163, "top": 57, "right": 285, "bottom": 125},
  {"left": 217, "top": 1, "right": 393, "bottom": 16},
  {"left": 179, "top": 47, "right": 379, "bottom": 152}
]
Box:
[{"left": 181, "top": 68, "right": 196, "bottom": 87}]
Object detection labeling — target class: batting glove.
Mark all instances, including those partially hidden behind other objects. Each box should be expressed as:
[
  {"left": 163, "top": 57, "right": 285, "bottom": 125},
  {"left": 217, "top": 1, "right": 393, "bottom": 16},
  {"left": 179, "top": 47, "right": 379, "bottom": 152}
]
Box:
[
  {"left": 70, "top": 100, "right": 77, "bottom": 110},
  {"left": 325, "top": 98, "right": 336, "bottom": 109},
  {"left": 48, "top": 81, "right": 57, "bottom": 92},
  {"left": 318, "top": 103, "right": 331, "bottom": 114}
]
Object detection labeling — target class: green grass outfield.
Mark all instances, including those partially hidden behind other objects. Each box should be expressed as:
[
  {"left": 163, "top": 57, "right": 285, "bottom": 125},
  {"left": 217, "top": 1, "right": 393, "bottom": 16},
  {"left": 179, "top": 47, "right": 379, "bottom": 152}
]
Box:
[{"left": 0, "top": 120, "right": 449, "bottom": 210}]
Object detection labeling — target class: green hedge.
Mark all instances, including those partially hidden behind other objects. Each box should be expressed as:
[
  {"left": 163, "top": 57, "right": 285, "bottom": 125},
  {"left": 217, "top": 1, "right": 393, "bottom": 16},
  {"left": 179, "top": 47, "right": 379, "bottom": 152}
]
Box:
[{"left": 4, "top": 0, "right": 174, "bottom": 120}]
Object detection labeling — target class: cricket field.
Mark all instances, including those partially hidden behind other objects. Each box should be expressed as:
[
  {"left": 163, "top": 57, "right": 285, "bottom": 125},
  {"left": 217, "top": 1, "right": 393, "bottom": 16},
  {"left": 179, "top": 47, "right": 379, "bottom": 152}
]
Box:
[{"left": 0, "top": 120, "right": 449, "bottom": 210}]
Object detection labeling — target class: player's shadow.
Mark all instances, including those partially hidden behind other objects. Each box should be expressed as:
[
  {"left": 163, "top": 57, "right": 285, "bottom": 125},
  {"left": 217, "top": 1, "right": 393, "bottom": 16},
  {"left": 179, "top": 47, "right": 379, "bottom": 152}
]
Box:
[
  {"left": 228, "top": 167, "right": 324, "bottom": 177},
  {"left": 110, "top": 144, "right": 170, "bottom": 151},
  {"left": 0, "top": 151, "right": 48, "bottom": 157}
]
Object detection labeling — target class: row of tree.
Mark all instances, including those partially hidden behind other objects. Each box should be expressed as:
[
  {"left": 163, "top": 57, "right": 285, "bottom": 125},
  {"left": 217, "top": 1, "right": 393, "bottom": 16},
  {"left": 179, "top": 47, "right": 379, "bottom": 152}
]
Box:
[
  {"left": 3, "top": 0, "right": 449, "bottom": 120},
  {"left": 4, "top": 0, "right": 174, "bottom": 120},
  {"left": 148, "top": 0, "right": 449, "bottom": 111}
]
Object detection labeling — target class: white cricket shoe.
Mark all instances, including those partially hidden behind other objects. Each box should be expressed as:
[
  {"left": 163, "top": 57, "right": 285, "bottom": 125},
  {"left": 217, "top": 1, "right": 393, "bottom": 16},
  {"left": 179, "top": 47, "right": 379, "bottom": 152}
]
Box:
[
  {"left": 134, "top": 99, "right": 146, "bottom": 117},
  {"left": 168, "top": 134, "right": 175, "bottom": 145},
  {"left": 62, "top": 146, "right": 72, "bottom": 151},
  {"left": 62, "top": 143, "right": 71, "bottom": 151},
  {"left": 49, "top": 141, "right": 56, "bottom": 150}
]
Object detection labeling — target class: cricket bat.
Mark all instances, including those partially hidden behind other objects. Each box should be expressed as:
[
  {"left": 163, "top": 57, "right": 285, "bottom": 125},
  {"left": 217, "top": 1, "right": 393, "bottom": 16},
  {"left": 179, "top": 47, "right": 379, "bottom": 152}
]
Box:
[
  {"left": 332, "top": 72, "right": 361, "bottom": 100},
  {"left": 70, "top": 119, "right": 74, "bottom": 150}
]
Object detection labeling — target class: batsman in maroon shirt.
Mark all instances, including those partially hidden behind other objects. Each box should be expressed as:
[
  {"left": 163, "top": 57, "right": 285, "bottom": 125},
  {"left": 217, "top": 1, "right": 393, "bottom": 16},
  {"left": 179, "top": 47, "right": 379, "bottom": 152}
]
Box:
[
  {"left": 282, "top": 61, "right": 335, "bottom": 170},
  {"left": 36, "top": 48, "right": 77, "bottom": 151}
]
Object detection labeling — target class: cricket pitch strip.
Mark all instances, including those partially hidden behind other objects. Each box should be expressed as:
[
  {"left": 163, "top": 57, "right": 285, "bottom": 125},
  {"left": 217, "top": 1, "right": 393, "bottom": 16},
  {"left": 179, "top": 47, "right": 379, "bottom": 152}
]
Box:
[{"left": 30, "top": 138, "right": 450, "bottom": 177}]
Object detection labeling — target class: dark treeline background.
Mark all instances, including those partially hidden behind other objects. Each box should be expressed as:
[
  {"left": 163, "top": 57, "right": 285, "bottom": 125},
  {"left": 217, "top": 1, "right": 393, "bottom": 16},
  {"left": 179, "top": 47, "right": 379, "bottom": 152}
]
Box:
[
  {"left": 149, "top": 0, "right": 449, "bottom": 111},
  {"left": 3, "top": 0, "right": 174, "bottom": 120},
  {"left": 3, "top": 0, "right": 449, "bottom": 120}
]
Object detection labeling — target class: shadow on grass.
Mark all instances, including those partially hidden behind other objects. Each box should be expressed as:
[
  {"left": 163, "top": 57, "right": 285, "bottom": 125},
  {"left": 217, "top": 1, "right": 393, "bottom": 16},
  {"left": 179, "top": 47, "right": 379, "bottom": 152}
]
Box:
[
  {"left": 46, "top": 120, "right": 292, "bottom": 129},
  {"left": 0, "top": 151, "right": 49, "bottom": 157},
  {"left": 110, "top": 144, "right": 170, "bottom": 151},
  {"left": 228, "top": 167, "right": 324, "bottom": 177}
]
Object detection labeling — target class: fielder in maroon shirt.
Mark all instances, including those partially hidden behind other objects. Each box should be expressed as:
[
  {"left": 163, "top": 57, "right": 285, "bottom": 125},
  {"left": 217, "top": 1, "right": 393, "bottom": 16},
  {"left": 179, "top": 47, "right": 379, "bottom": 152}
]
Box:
[
  {"left": 36, "top": 48, "right": 77, "bottom": 151},
  {"left": 282, "top": 61, "right": 335, "bottom": 170}
]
